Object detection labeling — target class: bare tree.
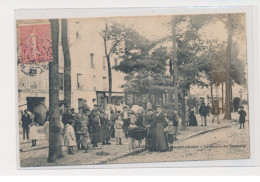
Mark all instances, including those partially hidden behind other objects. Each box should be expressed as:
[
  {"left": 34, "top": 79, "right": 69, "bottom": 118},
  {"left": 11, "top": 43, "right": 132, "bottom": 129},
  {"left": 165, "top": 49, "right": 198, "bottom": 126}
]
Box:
[
  {"left": 99, "top": 22, "right": 125, "bottom": 104},
  {"left": 47, "top": 19, "right": 62, "bottom": 163}
]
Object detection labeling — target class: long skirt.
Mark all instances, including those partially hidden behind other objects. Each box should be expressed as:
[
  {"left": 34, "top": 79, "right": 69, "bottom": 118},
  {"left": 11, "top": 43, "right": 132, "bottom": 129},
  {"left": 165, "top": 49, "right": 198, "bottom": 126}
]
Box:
[
  {"left": 101, "top": 125, "right": 110, "bottom": 141},
  {"left": 91, "top": 126, "right": 101, "bottom": 144},
  {"left": 115, "top": 128, "right": 124, "bottom": 138},
  {"left": 81, "top": 133, "right": 91, "bottom": 148},
  {"left": 154, "top": 122, "right": 169, "bottom": 151},
  {"left": 30, "top": 126, "right": 38, "bottom": 140},
  {"left": 189, "top": 115, "right": 198, "bottom": 126},
  {"left": 148, "top": 126, "right": 156, "bottom": 151},
  {"left": 239, "top": 117, "right": 246, "bottom": 124}
]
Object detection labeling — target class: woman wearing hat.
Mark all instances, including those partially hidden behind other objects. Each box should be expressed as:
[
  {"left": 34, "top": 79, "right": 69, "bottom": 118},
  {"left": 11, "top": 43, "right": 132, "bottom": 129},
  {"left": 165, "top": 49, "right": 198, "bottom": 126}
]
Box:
[
  {"left": 188, "top": 108, "right": 198, "bottom": 126},
  {"left": 154, "top": 106, "right": 169, "bottom": 151},
  {"left": 146, "top": 108, "right": 156, "bottom": 151}
]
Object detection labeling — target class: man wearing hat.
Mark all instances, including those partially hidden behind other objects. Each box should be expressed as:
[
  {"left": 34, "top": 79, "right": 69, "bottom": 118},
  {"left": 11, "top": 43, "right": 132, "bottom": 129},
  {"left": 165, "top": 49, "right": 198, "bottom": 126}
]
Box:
[
  {"left": 21, "top": 109, "right": 32, "bottom": 140},
  {"left": 199, "top": 102, "right": 208, "bottom": 126}
]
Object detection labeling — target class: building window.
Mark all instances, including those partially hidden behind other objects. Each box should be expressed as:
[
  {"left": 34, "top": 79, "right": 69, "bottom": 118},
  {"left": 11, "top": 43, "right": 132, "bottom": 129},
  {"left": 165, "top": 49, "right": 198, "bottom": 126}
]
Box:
[
  {"left": 103, "top": 56, "right": 106, "bottom": 70},
  {"left": 77, "top": 74, "right": 83, "bottom": 90},
  {"left": 114, "top": 58, "right": 118, "bottom": 66},
  {"left": 90, "top": 53, "right": 95, "bottom": 69},
  {"left": 58, "top": 73, "right": 64, "bottom": 90}
]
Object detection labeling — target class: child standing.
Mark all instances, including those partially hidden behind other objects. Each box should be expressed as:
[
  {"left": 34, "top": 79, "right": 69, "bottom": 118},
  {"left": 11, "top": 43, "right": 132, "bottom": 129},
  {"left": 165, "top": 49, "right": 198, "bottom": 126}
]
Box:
[
  {"left": 29, "top": 121, "right": 38, "bottom": 147},
  {"left": 164, "top": 119, "right": 174, "bottom": 151},
  {"left": 64, "top": 119, "right": 76, "bottom": 154},
  {"left": 114, "top": 115, "right": 124, "bottom": 145},
  {"left": 238, "top": 106, "right": 247, "bottom": 129}
]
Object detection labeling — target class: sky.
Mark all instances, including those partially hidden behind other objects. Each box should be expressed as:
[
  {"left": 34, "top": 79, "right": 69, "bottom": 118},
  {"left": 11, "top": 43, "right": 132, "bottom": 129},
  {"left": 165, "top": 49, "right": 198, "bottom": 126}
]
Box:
[{"left": 105, "top": 14, "right": 247, "bottom": 61}]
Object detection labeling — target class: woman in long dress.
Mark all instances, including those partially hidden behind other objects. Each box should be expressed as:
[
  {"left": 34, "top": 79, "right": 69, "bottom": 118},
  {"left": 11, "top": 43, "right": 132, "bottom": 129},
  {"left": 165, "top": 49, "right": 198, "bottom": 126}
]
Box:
[
  {"left": 100, "top": 113, "right": 111, "bottom": 145},
  {"left": 154, "top": 106, "right": 169, "bottom": 151},
  {"left": 189, "top": 109, "right": 198, "bottom": 126},
  {"left": 90, "top": 112, "right": 101, "bottom": 147},
  {"left": 146, "top": 108, "right": 156, "bottom": 151}
]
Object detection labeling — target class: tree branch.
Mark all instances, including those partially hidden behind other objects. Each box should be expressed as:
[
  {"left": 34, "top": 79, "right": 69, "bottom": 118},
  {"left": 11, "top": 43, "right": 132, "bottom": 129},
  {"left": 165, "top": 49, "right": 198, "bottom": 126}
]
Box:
[
  {"left": 215, "top": 15, "right": 227, "bottom": 25},
  {"left": 108, "top": 36, "right": 124, "bottom": 55}
]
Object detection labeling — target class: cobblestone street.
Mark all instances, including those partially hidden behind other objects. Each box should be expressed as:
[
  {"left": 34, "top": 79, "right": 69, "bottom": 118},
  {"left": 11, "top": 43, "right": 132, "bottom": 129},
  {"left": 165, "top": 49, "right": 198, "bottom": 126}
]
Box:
[
  {"left": 107, "top": 121, "right": 249, "bottom": 164},
  {"left": 20, "top": 137, "right": 133, "bottom": 167}
]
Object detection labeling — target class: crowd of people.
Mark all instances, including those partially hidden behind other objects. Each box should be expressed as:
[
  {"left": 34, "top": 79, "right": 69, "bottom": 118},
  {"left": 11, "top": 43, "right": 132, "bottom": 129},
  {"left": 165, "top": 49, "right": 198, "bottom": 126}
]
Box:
[
  {"left": 20, "top": 99, "right": 247, "bottom": 154},
  {"left": 58, "top": 101, "right": 182, "bottom": 154}
]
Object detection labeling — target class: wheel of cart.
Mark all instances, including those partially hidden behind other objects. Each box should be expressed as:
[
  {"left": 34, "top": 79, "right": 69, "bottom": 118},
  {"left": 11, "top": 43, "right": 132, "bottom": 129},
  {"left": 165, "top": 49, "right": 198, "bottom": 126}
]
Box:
[{"left": 128, "top": 127, "right": 148, "bottom": 152}]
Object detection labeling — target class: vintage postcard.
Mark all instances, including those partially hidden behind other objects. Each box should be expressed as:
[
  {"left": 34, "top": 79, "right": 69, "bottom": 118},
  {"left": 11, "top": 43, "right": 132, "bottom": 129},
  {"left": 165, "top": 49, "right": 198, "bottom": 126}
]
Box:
[{"left": 16, "top": 12, "right": 250, "bottom": 167}]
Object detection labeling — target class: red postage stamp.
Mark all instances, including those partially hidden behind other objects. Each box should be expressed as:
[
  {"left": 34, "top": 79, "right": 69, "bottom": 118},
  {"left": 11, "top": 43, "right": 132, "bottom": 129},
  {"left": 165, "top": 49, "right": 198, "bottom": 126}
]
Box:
[{"left": 19, "top": 24, "right": 53, "bottom": 64}]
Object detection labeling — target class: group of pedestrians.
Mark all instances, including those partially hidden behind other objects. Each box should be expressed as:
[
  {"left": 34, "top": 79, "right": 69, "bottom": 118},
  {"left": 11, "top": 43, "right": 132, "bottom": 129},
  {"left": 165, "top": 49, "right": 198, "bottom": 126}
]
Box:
[
  {"left": 59, "top": 100, "right": 183, "bottom": 154},
  {"left": 187, "top": 102, "right": 220, "bottom": 127},
  {"left": 187, "top": 101, "right": 247, "bottom": 130},
  {"left": 21, "top": 99, "right": 247, "bottom": 155},
  {"left": 60, "top": 101, "right": 134, "bottom": 154}
]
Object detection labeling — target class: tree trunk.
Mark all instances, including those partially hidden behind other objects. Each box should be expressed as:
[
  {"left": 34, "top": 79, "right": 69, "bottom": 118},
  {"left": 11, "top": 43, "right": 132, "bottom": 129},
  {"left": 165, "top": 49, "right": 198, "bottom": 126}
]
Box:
[
  {"left": 171, "top": 16, "right": 179, "bottom": 112},
  {"left": 61, "top": 19, "right": 71, "bottom": 107},
  {"left": 222, "top": 81, "right": 224, "bottom": 113},
  {"left": 47, "top": 19, "right": 62, "bottom": 163},
  {"left": 181, "top": 90, "right": 186, "bottom": 129},
  {"left": 224, "top": 14, "right": 232, "bottom": 120},
  {"left": 210, "top": 79, "right": 214, "bottom": 105},
  {"left": 106, "top": 55, "right": 112, "bottom": 104}
]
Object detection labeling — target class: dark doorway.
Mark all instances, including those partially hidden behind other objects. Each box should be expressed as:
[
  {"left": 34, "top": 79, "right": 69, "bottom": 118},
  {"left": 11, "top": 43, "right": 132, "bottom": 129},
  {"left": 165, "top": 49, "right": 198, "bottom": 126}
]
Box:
[{"left": 26, "top": 97, "right": 47, "bottom": 125}]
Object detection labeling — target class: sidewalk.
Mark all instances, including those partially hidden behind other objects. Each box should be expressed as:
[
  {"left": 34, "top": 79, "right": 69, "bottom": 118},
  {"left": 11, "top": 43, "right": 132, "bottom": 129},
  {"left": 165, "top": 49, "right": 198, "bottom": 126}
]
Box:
[
  {"left": 19, "top": 126, "right": 48, "bottom": 152},
  {"left": 176, "top": 113, "right": 237, "bottom": 141},
  {"left": 19, "top": 113, "right": 239, "bottom": 167}
]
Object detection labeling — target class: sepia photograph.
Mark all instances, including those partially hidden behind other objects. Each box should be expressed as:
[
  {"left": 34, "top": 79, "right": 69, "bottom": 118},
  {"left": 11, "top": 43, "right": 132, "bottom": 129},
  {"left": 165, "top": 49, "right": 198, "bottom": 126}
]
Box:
[{"left": 16, "top": 13, "right": 249, "bottom": 167}]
